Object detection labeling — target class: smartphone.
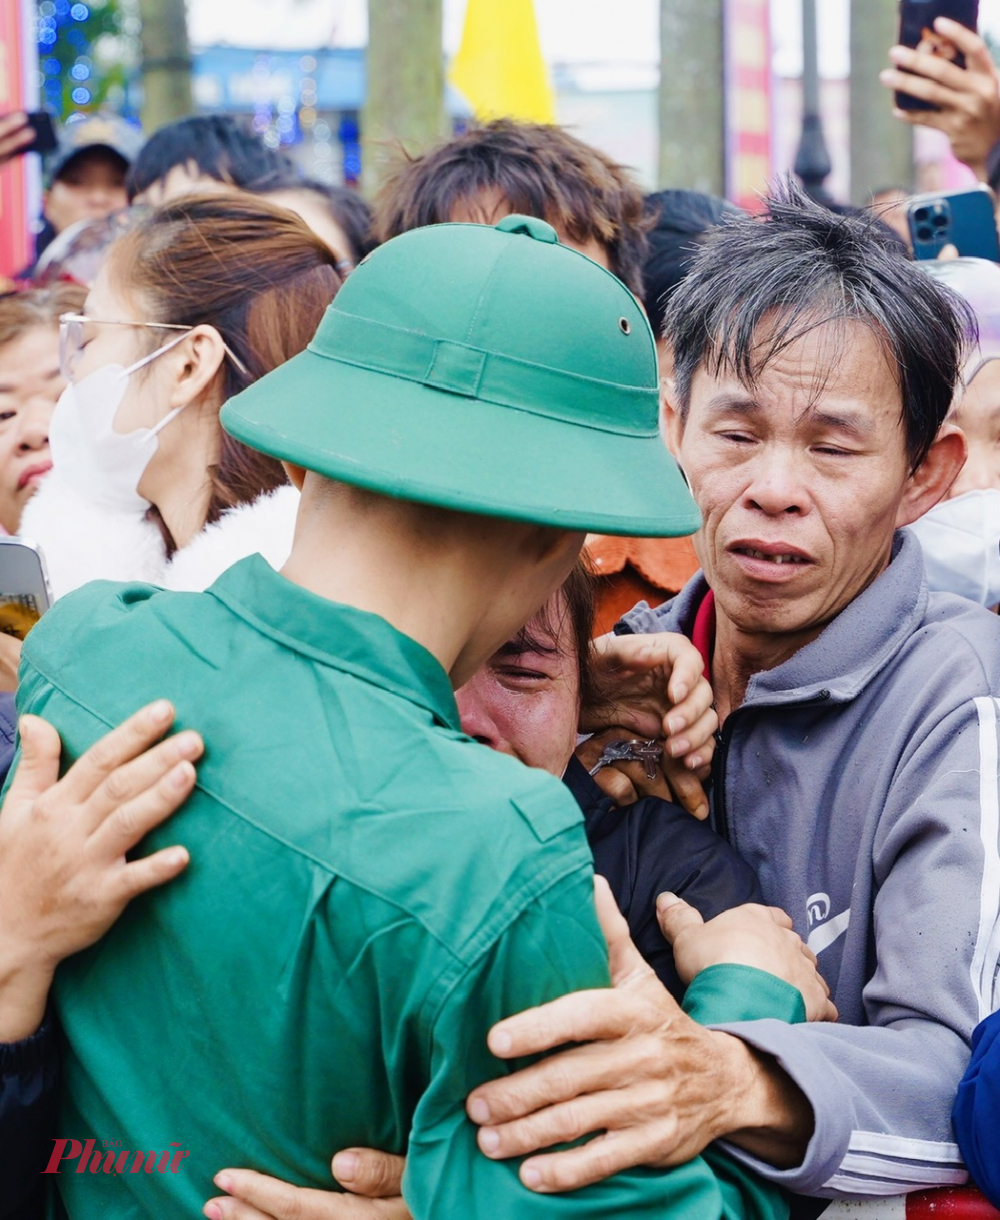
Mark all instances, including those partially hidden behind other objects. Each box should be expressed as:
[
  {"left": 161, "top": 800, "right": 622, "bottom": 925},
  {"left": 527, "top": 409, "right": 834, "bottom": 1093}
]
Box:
[
  {"left": 908, "top": 186, "right": 1000, "bottom": 261},
  {"left": 0, "top": 539, "right": 52, "bottom": 640},
  {"left": 896, "top": 0, "right": 980, "bottom": 112},
  {"left": 20, "top": 111, "right": 57, "bottom": 157}
]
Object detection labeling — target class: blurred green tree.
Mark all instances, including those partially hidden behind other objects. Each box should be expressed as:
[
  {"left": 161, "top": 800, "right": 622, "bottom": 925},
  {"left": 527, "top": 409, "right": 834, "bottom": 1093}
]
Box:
[
  {"left": 37, "top": 0, "right": 133, "bottom": 119},
  {"left": 658, "top": 0, "right": 724, "bottom": 193},
  {"left": 849, "top": 0, "right": 914, "bottom": 203}
]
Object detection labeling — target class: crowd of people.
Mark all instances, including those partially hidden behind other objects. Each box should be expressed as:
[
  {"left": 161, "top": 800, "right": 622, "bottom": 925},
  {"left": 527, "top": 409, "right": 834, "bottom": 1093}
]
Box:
[{"left": 1, "top": 12, "right": 1000, "bottom": 1220}]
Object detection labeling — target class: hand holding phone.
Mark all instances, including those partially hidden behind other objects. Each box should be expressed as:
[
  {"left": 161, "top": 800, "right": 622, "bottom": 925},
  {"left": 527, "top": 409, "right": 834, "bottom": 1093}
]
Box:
[
  {"left": 0, "top": 113, "right": 35, "bottom": 166},
  {"left": 882, "top": 14, "right": 1000, "bottom": 179},
  {"left": 893, "top": 1, "right": 980, "bottom": 112}
]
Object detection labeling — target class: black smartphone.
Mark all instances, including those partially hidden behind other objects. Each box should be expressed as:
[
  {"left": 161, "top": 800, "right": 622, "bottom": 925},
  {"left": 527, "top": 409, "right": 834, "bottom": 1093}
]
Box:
[
  {"left": 908, "top": 186, "right": 1000, "bottom": 261},
  {"left": 896, "top": 0, "right": 980, "bottom": 112},
  {"left": 21, "top": 111, "right": 58, "bottom": 157}
]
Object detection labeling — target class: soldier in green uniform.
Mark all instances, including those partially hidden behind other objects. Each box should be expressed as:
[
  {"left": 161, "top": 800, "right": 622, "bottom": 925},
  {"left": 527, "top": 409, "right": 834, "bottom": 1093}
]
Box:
[{"left": 21, "top": 216, "right": 808, "bottom": 1219}]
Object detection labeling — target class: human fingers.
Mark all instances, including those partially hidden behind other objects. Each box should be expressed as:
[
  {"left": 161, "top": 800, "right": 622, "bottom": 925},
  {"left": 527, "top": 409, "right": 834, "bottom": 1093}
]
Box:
[
  {"left": 666, "top": 704, "right": 717, "bottom": 762},
  {"left": 332, "top": 1150, "right": 406, "bottom": 1199},
  {"left": 56, "top": 701, "right": 177, "bottom": 804},
  {"left": 880, "top": 66, "right": 961, "bottom": 110},
  {"left": 594, "top": 874, "right": 654, "bottom": 987},
  {"left": 938, "top": 243, "right": 960, "bottom": 261},
  {"left": 478, "top": 1079, "right": 672, "bottom": 1163},
  {"left": 665, "top": 674, "right": 714, "bottom": 743},
  {"left": 518, "top": 1119, "right": 692, "bottom": 1192},
  {"left": 766, "top": 906, "right": 794, "bottom": 929},
  {"left": 934, "top": 17, "right": 996, "bottom": 72},
  {"left": 0, "top": 633, "right": 22, "bottom": 692},
  {"left": 114, "top": 841, "right": 190, "bottom": 904},
  {"left": 891, "top": 105, "right": 946, "bottom": 130},
  {"left": 655, "top": 892, "right": 706, "bottom": 947},
  {"left": 0, "top": 113, "right": 33, "bottom": 162},
  {"left": 87, "top": 731, "right": 203, "bottom": 841},
  {"left": 660, "top": 760, "right": 709, "bottom": 819},
  {"left": 470, "top": 1030, "right": 667, "bottom": 1129},
  {"left": 208, "top": 1169, "right": 410, "bottom": 1220},
  {"left": 888, "top": 43, "right": 977, "bottom": 94},
  {"left": 574, "top": 735, "right": 640, "bottom": 806},
  {"left": 5, "top": 715, "right": 63, "bottom": 810},
  {"left": 484, "top": 985, "right": 671, "bottom": 1062}
]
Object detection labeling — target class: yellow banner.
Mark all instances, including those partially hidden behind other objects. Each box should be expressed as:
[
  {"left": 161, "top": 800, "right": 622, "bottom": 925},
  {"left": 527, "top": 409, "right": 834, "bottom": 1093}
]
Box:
[{"left": 450, "top": 0, "right": 555, "bottom": 124}]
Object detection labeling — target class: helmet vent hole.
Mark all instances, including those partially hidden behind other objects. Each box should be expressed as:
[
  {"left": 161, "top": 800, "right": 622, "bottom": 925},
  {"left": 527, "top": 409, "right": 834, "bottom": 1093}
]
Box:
[{"left": 619, "top": 317, "right": 631, "bottom": 335}]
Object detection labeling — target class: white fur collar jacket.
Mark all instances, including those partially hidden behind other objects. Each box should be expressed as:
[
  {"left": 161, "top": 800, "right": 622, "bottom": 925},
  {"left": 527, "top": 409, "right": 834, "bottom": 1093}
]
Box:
[{"left": 19, "top": 469, "right": 299, "bottom": 600}]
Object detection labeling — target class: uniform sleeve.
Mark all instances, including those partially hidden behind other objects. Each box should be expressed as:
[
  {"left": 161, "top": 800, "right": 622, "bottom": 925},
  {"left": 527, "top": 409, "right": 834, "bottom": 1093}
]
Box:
[
  {"left": 402, "top": 865, "right": 791, "bottom": 1220},
  {"left": 711, "top": 693, "right": 995, "bottom": 1197},
  {"left": 954, "top": 1010, "right": 1000, "bottom": 1207}
]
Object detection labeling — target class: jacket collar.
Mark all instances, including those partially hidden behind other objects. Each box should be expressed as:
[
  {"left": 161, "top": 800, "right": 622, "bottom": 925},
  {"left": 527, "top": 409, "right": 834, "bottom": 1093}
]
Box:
[
  {"left": 207, "top": 555, "right": 462, "bottom": 732},
  {"left": 632, "top": 531, "right": 928, "bottom": 708}
]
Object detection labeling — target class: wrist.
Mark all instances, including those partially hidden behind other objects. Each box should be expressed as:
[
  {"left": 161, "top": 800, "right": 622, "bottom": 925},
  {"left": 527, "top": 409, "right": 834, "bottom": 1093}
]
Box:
[
  {"left": 708, "top": 1032, "right": 813, "bottom": 1167},
  {"left": 0, "top": 945, "right": 55, "bottom": 1043}
]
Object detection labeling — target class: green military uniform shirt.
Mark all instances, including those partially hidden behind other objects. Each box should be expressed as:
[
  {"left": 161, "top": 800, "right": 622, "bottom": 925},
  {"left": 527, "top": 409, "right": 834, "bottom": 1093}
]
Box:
[{"left": 15, "top": 556, "right": 803, "bottom": 1219}]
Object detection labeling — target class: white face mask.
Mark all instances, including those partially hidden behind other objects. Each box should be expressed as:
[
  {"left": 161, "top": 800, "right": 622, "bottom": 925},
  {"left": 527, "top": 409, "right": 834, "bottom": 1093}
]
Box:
[
  {"left": 908, "top": 489, "right": 1000, "bottom": 607},
  {"left": 48, "top": 335, "right": 189, "bottom": 513}
]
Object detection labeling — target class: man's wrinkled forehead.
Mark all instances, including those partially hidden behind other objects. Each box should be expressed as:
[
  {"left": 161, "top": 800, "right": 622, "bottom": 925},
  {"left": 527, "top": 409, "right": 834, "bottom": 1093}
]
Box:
[{"left": 691, "top": 312, "right": 902, "bottom": 422}]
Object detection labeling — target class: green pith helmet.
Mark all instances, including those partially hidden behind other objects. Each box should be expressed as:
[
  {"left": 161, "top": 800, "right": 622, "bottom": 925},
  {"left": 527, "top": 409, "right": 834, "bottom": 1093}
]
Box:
[{"left": 221, "top": 214, "right": 700, "bottom": 537}]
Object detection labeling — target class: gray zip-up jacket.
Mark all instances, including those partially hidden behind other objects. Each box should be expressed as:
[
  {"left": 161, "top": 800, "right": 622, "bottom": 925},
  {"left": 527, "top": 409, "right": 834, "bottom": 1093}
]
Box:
[{"left": 620, "top": 530, "right": 1000, "bottom": 1198}]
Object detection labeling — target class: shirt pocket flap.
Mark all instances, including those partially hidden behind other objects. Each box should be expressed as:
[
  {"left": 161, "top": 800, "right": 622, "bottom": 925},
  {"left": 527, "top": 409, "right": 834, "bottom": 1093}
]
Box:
[{"left": 511, "top": 785, "right": 585, "bottom": 844}]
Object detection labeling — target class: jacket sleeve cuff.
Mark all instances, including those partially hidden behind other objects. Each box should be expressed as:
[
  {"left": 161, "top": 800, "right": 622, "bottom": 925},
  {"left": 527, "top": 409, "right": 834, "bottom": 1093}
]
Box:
[
  {"left": 708, "top": 1019, "right": 854, "bottom": 1197},
  {"left": 0, "top": 1009, "right": 56, "bottom": 1076},
  {"left": 683, "top": 964, "right": 807, "bottom": 1026}
]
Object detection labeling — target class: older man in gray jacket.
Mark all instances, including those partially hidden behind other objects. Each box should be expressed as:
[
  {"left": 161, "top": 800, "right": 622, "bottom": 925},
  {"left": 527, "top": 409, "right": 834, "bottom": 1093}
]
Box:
[
  {"left": 200, "top": 187, "right": 1000, "bottom": 1220},
  {"left": 445, "top": 183, "right": 1000, "bottom": 1206}
]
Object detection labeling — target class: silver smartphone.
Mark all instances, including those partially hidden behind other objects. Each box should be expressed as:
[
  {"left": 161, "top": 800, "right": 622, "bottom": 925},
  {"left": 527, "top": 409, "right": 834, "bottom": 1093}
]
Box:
[{"left": 0, "top": 537, "right": 52, "bottom": 640}]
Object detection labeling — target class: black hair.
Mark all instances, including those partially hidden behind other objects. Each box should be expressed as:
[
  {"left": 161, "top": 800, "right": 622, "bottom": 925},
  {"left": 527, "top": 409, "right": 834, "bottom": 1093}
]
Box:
[
  {"left": 825, "top": 199, "right": 910, "bottom": 257},
  {"left": 642, "top": 190, "right": 744, "bottom": 337},
  {"left": 665, "top": 179, "right": 972, "bottom": 472},
  {"left": 126, "top": 114, "right": 295, "bottom": 201},
  {"left": 253, "top": 173, "right": 377, "bottom": 265}
]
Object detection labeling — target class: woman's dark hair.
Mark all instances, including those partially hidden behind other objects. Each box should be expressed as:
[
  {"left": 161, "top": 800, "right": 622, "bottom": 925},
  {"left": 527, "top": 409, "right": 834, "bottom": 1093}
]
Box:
[
  {"left": 108, "top": 193, "right": 341, "bottom": 551},
  {"left": 126, "top": 114, "right": 294, "bottom": 201},
  {"left": 253, "top": 173, "right": 378, "bottom": 265},
  {"left": 665, "top": 179, "right": 972, "bottom": 473},
  {"left": 642, "top": 190, "right": 744, "bottom": 337}
]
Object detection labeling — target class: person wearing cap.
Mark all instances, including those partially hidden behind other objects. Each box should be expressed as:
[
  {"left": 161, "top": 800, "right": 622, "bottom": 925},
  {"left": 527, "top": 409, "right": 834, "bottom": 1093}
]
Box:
[
  {"left": 26, "top": 113, "right": 143, "bottom": 277},
  {"left": 13, "top": 214, "right": 828, "bottom": 1219}
]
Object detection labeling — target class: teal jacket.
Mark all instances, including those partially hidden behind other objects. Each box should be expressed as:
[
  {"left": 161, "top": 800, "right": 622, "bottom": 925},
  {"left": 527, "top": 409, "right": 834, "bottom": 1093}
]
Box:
[{"left": 16, "top": 557, "right": 804, "bottom": 1219}]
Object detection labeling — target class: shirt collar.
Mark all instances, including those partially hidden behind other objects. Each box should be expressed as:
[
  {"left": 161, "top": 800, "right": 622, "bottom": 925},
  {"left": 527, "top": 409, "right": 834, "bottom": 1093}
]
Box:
[{"left": 206, "top": 555, "right": 462, "bottom": 732}]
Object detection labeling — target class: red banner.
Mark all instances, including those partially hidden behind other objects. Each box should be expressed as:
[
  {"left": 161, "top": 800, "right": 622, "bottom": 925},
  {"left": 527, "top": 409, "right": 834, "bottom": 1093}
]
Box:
[
  {"left": 0, "top": 0, "right": 37, "bottom": 280},
  {"left": 725, "top": 0, "right": 773, "bottom": 212}
]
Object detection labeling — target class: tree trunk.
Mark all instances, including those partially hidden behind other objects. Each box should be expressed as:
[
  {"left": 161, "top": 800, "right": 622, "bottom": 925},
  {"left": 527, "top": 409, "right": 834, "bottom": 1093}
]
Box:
[
  {"left": 138, "top": 0, "right": 193, "bottom": 133},
  {"left": 363, "top": 0, "right": 445, "bottom": 197},
  {"left": 658, "top": 0, "right": 725, "bottom": 193},
  {"left": 849, "top": 0, "right": 914, "bottom": 203}
]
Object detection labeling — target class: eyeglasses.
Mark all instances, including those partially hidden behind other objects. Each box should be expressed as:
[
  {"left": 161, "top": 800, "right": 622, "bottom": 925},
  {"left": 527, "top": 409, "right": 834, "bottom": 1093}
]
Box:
[{"left": 58, "top": 313, "right": 251, "bottom": 381}]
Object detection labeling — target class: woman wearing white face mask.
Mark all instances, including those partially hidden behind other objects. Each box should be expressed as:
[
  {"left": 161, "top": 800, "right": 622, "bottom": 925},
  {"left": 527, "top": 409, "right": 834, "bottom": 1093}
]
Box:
[
  {"left": 911, "top": 259, "right": 1000, "bottom": 609},
  {"left": 20, "top": 194, "right": 341, "bottom": 599}
]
